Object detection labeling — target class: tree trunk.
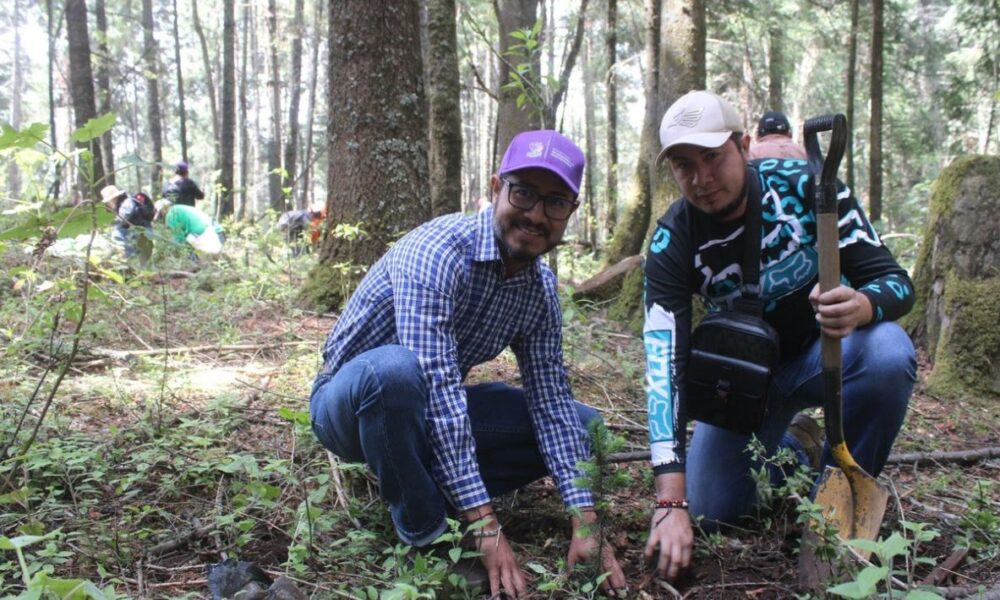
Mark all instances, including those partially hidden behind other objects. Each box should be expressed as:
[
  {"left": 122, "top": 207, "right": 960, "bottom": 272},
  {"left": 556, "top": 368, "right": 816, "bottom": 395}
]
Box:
[
  {"left": 46, "top": 0, "right": 61, "bottom": 200},
  {"left": 172, "top": 0, "right": 188, "bottom": 162},
  {"left": 237, "top": 0, "right": 250, "bottom": 220},
  {"left": 582, "top": 34, "right": 597, "bottom": 251},
  {"left": 191, "top": 0, "right": 220, "bottom": 168},
  {"left": 494, "top": 0, "right": 541, "bottom": 155},
  {"left": 869, "top": 0, "right": 884, "bottom": 223},
  {"left": 302, "top": 0, "right": 430, "bottom": 311},
  {"left": 8, "top": 0, "right": 25, "bottom": 198},
  {"left": 65, "top": 0, "right": 105, "bottom": 200},
  {"left": 845, "top": 0, "right": 859, "bottom": 193},
  {"left": 426, "top": 0, "right": 463, "bottom": 216},
  {"left": 142, "top": 0, "right": 164, "bottom": 193},
  {"left": 767, "top": 24, "right": 783, "bottom": 112},
  {"left": 218, "top": 0, "right": 236, "bottom": 216},
  {"left": 301, "top": 0, "right": 323, "bottom": 210},
  {"left": 541, "top": 0, "right": 589, "bottom": 128},
  {"left": 284, "top": 0, "right": 305, "bottom": 207},
  {"left": 605, "top": 0, "right": 619, "bottom": 235},
  {"left": 94, "top": 0, "right": 115, "bottom": 187},
  {"left": 267, "top": 0, "right": 284, "bottom": 212}
]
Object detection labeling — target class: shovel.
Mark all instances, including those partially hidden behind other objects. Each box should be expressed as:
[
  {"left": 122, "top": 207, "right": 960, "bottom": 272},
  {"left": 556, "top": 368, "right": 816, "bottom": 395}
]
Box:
[{"left": 798, "top": 114, "right": 889, "bottom": 586}]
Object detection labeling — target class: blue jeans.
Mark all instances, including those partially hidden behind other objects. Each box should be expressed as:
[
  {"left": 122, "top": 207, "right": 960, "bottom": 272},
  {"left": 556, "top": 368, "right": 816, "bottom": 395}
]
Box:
[
  {"left": 111, "top": 224, "right": 151, "bottom": 258},
  {"left": 686, "top": 322, "right": 916, "bottom": 529},
  {"left": 309, "top": 344, "right": 600, "bottom": 546}
]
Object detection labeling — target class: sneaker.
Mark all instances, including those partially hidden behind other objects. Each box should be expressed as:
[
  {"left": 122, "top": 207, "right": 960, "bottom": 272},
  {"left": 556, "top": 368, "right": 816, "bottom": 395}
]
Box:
[{"left": 787, "top": 412, "right": 823, "bottom": 471}]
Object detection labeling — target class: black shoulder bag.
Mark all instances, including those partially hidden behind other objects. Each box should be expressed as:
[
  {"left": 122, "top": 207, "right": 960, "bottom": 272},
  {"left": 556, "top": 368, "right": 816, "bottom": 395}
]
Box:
[{"left": 684, "top": 168, "right": 781, "bottom": 435}]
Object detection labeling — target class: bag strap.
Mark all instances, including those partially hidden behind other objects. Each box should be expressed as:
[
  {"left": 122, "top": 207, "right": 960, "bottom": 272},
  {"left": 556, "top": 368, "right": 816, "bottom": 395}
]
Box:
[{"left": 734, "top": 166, "right": 764, "bottom": 316}]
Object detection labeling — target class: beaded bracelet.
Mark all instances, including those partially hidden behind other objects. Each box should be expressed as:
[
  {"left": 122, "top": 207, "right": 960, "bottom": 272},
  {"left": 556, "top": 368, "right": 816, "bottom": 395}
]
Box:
[
  {"left": 470, "top": 524, "right": 503, "bottom": 548},
  {"left": 654, "top": 499, "right": 689, "bottom": 510}
]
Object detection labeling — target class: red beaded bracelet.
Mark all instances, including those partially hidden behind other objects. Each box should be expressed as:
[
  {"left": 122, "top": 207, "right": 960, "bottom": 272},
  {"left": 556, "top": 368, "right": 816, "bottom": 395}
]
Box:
[{"left": 654, "top": 499, "right": 689, "bottom": 510}]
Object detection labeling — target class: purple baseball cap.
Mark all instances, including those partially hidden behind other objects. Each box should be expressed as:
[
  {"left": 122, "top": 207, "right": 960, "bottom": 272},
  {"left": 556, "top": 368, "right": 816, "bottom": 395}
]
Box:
[{"left": 499, "top": 130, "right": 585, "bottom": 195}]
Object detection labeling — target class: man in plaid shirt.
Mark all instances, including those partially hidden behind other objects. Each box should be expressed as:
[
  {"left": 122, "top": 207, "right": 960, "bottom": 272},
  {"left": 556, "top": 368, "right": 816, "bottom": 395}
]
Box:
[{"left": 310, "top": 130, "right": 625, "bottom": 597}]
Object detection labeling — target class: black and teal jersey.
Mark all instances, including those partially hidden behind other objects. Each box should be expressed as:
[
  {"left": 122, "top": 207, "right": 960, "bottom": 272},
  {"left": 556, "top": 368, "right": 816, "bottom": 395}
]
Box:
[{"left": 643, "top": 158, "right": 914, "bottom": 474}]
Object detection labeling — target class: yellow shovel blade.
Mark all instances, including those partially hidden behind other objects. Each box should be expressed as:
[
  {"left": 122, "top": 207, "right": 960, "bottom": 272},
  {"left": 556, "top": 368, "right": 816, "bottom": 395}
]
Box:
[{"left": 813, "top": 464, "right": 889, "bottom": 544}]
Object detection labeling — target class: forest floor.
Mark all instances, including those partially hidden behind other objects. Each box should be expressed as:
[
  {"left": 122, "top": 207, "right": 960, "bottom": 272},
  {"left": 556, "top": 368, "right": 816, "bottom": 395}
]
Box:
[{"left": 2, "top": 243, "right": 1000, "bottom": 599}]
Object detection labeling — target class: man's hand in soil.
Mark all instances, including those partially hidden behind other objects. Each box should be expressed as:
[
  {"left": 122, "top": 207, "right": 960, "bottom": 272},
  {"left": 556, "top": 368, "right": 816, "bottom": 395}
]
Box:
[
  {"left": 466, "top": 505, "right": 527, "bottom": 598},
  {"left": 644, "top": 473, "right": 692, "bottom": 580},
  {"left": 567, "top": 509, "right": 627, "bottom": 594}
]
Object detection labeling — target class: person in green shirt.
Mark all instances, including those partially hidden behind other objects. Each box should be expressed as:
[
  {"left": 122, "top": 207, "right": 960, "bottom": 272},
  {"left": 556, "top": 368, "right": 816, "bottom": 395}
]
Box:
[{"left": 154, "top": 200, "right": 225, "bottom": 254}]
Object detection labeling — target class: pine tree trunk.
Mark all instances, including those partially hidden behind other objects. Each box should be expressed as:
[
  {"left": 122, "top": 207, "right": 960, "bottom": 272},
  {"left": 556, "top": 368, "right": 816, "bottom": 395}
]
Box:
[
  {"left": 218, "top": 0, "right": 236, "bottom": 216},
  {"left": 541, "top": 0, "right": 589, "bottom": 129},
  {"left": 142, "top": 0, "right": 164, "bottom": 193},
  {"left": 267, "top": 0, "right": 284, "bottom": 212},
  {"left": 869, "top": 0, "right": 884, "bottom": 222},
  {"left": 605, "top": 0, "right": 619, "bottom": 235},
  {"left": 192, "top": 0, "right": 220, "bottom": 167},
  {"left": 284, "top": 0, "right": 305, "bottom": 207},
  {"left": 237, "top": 0, "right": 250, "bottom": 220},
  {"left": 494, "top": 0, "right": 541, "bottom": 155},
  {"left": 65, "top": 0, "right": 105, "bottom": 200},
  {"left": 302, "top": 0, "right": 430, "bottom": 311},
  {"left": 173, "top": 0, "right": 188, "bottom": 162},
  {"left": 8, "top": 0, "right": 24, "bottom": 198},
  {"left": 845, "top": 0, "right": 859, "bottom": 192},
  {"left": 582, "top": 34, "right": 597, "bottom": 251},
  {"left": 426, "top": 0, "right": 463, "bottom": 216},
  {"left": 94, "top": 0, "right": 115, "bottom": 186},
  {"left": 301, "top": 0, "right": 323, "bottom": 210},
  {"left": 46, "top": 0, "right": 61, "bottom": 200},
  {"left": 767, "top": 25, "right": 783, "bottom": 112}
]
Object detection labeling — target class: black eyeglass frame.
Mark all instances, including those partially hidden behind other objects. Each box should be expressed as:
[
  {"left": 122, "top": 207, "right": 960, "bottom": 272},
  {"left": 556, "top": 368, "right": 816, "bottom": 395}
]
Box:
[{"left": 500, "top": 176, "right": 579, "bottom": 221}]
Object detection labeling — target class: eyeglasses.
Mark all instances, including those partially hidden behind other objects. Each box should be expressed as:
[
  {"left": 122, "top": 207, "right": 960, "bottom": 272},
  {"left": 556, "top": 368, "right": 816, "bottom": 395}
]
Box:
[{"left": 501, "top": 177, "right": 579, "bottom": 221}]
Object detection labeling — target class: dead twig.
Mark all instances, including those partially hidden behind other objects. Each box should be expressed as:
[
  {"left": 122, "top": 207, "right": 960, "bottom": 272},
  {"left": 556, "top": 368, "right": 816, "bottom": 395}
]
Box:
[
  {"left": 327, "top": 451, "right": 362, "bottom": 528},
  {"left": 145, "top": 522, "right": 219, "bottom": 558},
  {"left": 88, "top": 340, "right": 313, "bottom": 359}
]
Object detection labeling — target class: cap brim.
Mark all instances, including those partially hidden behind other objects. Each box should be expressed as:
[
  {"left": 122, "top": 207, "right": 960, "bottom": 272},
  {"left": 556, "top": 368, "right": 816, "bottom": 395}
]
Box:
[
  {"left": 500, "top": 163, "right": 580, "bottom": 196},
  {"left": 655, "top": 131, "right": 734, "bottom": 167}
]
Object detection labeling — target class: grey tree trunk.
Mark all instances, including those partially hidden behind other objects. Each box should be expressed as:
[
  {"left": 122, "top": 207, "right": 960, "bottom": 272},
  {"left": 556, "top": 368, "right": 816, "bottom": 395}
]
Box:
[
  {"left": 767, "top": 25, "right": 783, "bottom": 112},
  {"left": 845, "top": 0, "right": 859, "bottom": 193},
  {"left": 142, "top": 0, "right": 164, "bottom": 193},
  {"left": 267, "top": 0, "right": 284, "bottom": 212},
  {"left": 426, "top": 0, "right": 463, "bottom": 216},
  {"left": 218, "top": 0, "right": 236, "bottom": 216},
  {"left": 582, "top": 34, "right": 598, "bottom": 250},
  {"left": 494, "top": 0, "right": 541, "bottom": 155},
  {"left": 8, "top": 0, "right": 24, "bottom": 197},
  {"left": 605, "top": 0, "right": 619, "bottom": 235},
  {"left": 284, "top": 0, "right": 305, "bottom": 207},
  {"left": 302, "top": 0, "right": 430, "bottom": 311},
  {"left": 94, "top": 0, "right": 115, "bottom": 186},
  {"left": 192, "top": 0, "right": 220, "bottom": 167},
  {"left": 301, "top": 0, "right": 323, "bottom": 209},
  {"left": 46, "top": 0, "right": 61, "bottom": 200},
  {"left": 237, "top": 0, "right": 250, "bottom": 220},
  {"left": 541, "top": 0, "right": 589, "bottom": 128},
  {"left": 869, "top": 0, "right": 884, "bottom": 222},
  {"left": 172, "top": 0, "right": 188, "bottom": 162},
  {"left": 65, "top": 0, "right": 105, "bottom": 199}
]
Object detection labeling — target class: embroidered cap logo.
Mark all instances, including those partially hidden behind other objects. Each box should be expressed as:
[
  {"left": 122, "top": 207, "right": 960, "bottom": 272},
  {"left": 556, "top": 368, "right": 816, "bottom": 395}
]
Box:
[
  {"left": 526, "top": 142, "right": 544, "bottom": 158},
  {"left": 670, "top": 107, "right": 704, "bottom": 129}
]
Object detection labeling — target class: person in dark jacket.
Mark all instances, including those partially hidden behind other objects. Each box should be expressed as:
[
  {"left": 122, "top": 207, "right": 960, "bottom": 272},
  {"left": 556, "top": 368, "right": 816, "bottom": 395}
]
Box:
[
  {"left": 162, "top": 161, "right": 205, "bottom": 207},
  {"left": 101, "top": 184, "right": 155, "bottom": 258}
]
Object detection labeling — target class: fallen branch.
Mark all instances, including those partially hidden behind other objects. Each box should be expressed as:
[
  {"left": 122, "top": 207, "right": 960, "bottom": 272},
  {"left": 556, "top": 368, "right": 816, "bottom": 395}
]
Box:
[
  {"left": 935, "top": 583, "right": 1000, "bottom": 599},
  {"left": 145, "top": 522, "right": 218, "bottom": 558},
  {"left": 605, "top": 446, "right": 1000, "bottom": 466},
  {"left": 88, "top": 340, "right": 315, "bottom": 359}
]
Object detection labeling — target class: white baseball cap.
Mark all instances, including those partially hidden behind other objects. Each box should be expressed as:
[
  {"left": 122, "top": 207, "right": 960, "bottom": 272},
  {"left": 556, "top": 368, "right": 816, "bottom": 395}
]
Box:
[{"left": 656, "top": 90, "right": 744, "bottom": 165}]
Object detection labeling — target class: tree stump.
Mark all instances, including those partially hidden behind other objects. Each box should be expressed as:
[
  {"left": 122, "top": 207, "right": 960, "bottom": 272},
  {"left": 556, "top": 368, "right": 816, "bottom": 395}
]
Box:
[
  {"left": 907, "top": 155, "right": 1000, "bottom": 398},
  {"left": 572, "top": 255, "right": 643, "bottom": 303}
]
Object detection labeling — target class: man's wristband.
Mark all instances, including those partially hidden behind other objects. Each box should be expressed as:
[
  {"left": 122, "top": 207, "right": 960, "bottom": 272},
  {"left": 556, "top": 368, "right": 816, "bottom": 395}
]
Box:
[{"left": 654, "top": 499, "right": 689, "bottom": 510}]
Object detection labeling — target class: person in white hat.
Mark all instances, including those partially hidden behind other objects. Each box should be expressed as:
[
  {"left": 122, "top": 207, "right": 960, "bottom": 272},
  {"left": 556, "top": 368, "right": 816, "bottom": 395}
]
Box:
[
  {"left": 641, "top": 90, "right": 916, "bottom": 581},
  {"left": 101, "top": 184, "right": 155, "bottom": 258}
]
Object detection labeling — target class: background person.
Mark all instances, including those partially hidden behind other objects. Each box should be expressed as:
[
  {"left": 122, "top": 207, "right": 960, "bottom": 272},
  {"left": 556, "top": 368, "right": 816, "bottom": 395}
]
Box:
[
  {"left": 309, "top": 130, "right": 626, "bottom": 597},
  {"left": 746, "top": 110, "right": 808, "bottom": 161},
  {"left": 154, "top": 199, "right": 224, "bottom": 255},
  {"left": 642, "top": 90, "right": 916, "bottom": 581},
  {"left": 101, "top": 184, "right": 155, "bottom": 259},
  {"left": 162, "top": 160, "right": 206, "bottom": 207}
]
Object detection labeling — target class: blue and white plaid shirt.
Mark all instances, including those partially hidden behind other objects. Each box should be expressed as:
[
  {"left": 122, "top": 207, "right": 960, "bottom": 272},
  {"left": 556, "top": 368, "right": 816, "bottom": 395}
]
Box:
[{"left": 321, "top": 207, "right": 593, "bottom": 510}]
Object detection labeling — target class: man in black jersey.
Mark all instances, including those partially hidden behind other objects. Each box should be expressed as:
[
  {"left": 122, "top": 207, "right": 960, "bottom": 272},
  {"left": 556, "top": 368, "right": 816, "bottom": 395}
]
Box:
[{"left": 641, "top": 90, "right": 916, "bottom": 580}]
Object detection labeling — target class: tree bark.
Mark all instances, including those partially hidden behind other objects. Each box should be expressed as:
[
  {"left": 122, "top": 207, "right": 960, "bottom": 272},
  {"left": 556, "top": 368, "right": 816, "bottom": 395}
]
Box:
[
  {"left": 845, "top": 0, "right": 859, "bottom": 193},
  {"left": 8, "top": 0, "right": 25, "bottom": 197},
  {"left": 94, "top": 0, "right": 115, "bottom": 187},
  {"left": 284, "top": 0, "right": 305, "bottom": 208},
  {"left": 65, "top": 0, "right": 105, "bottom": 200},
  {"left": 493, "top": 0, "right": 541, "bottom": 155},
  {"left": 236, "top": 0, "right": 250, "bottom": 220},
  {"left": 301, "top": 0, "right": 323, "bottom": 210},
  {"left": 605, "top": 0, "right": 619, "bottom": 235},
  {"left": 172, "top": 0, "right": 188, "bottom": 163},
  {"left": 46, "top": 0, "right": 62, "bottom": 200},
  {"left": 767, "top": 25, "right": 783, "bottom": 112},
  {"left": 302, "top": 0, "right": 430, "bottom": 311},
  {"left": 426, "top": 0, "right": 464, "bottom": 216},
  {"left": 582, "top": 33, "right": 598, "bottom": 250},
  {"left": 266, "top": 0, "right": 284, "bottom": 212},
  {"left": 869, "top": 0, "right": 884, "bottom": 222},
  {"left": 141, "top": 0, "right": 164, "bottom": 193},
  {"left": 218, "top": 0, "right": 236, "bottom": 216},
  {"left": 541, "top": 0, "right": 590, "bottom": 129},
  {"left": 191, "top": 0, "right": 220, "bottom": 168}
]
